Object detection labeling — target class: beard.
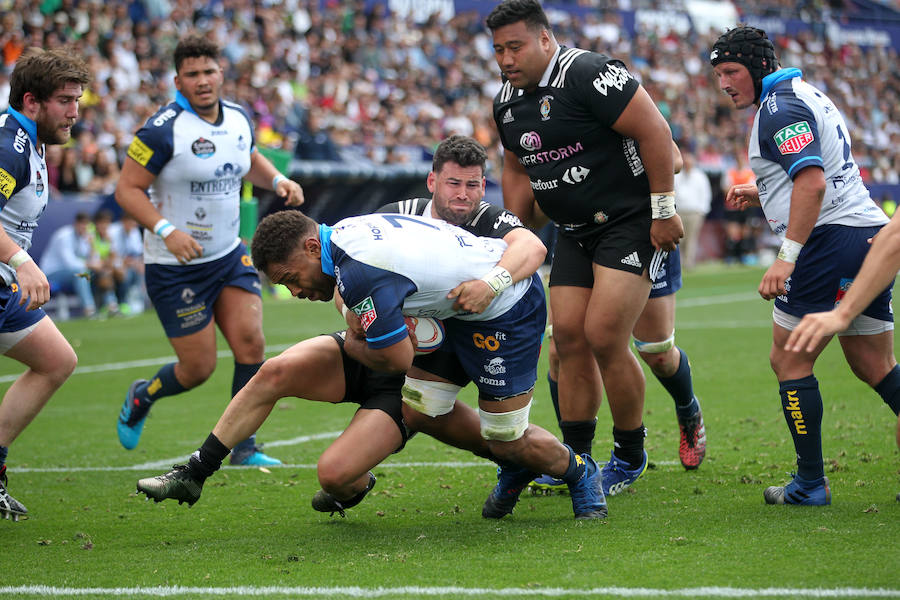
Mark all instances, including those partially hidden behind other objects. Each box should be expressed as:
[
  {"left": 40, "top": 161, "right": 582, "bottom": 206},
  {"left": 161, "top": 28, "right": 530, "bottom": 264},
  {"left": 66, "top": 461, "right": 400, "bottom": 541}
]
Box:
[
  {"left": 433, "top": 202, "right": 473, "bottom": 226},
  {"left": 35, "top": 111, "right": 71, "bottom": 146}
]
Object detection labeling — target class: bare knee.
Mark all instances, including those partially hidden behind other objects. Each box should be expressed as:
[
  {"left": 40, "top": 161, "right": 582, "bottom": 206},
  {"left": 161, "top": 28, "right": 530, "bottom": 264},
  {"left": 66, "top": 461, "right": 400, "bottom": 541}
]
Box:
[
  {"left": 252, "top": 356, "right": 297, "bottom": 396},
  {"left": 639, "top": 347, "right": 678, "bottom": 377},
  {"left": 176, "top": 356, "right": 217, "bottom": 388},
  {"left": 316, "top": 454, "right": 356, "bottom": 495}
]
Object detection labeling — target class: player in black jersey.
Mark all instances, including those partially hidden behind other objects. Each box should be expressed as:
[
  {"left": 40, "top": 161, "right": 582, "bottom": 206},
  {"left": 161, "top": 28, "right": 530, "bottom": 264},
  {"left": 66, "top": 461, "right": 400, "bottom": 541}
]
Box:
[{"left": 488, "top": 0, "right": 685, "bottom": 495}]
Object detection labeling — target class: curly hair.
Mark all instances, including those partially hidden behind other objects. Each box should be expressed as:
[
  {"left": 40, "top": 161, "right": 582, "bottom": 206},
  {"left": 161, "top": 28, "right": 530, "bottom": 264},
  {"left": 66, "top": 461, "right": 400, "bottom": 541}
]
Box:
[
  {"left": 173, "top": 34, "right": 220, "bottom": 73},
  {"left": 486, "top": 0, "right": 550, "bottom": 33},
  {"left": 432, "top": 135, "right": 488, "bottom": 176},
  {"left": 8, "top": 47, "right": 90, "bottom": 111},
  {"left": 251, "top": 210, "right": 318, "bottom": 274}
]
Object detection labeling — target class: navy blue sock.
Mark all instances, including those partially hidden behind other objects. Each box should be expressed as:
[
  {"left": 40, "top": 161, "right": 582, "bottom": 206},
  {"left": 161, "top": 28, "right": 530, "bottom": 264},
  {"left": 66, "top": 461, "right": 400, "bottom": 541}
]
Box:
[
  {"left": 561, "top": 445, "right": 586, "bottom": 484},
  {"left": 655, "top": 347, "right": 698, "bottom": 418},
  {"left": 560, "top": 419, "right": 596, "bottom": 456},
  {"left": 137, "top": 363, "right": 187, "bottom": 405},
  {"left": 874, "top": 364, "right": 900, "bottom": 416},
  {"left": 612, "top": 425, "right": 646, "bottom": 470},
  {"left": 0, "top": 445, "right": 8, "bottom": 469},
  {"left": 231, "top": 361, "right": 264, "bottom": 455},
  {"left": 779, "top": 375, "right": 824, "bottom": 481},
  {"left": 547, "top": 371, "right": 561, "bottom": 423}
]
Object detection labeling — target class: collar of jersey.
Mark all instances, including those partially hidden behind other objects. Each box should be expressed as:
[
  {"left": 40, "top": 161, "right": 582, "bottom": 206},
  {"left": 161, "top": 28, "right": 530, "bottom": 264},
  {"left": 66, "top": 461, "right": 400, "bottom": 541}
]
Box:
[
  {"left": 6, "top": 107, "right": 37, "bottom": 146},
  {"left": 760, "top": 68, "right": 802, "bottom": 104},
  {"left": 318, "top": 223, "right": 334, "bottom": 276},
  {"left": 174, "top": 91, "right": 224, "bottom": 125},
  {"left": 537, "top": 45, "right": 563, "bottom": 88}
]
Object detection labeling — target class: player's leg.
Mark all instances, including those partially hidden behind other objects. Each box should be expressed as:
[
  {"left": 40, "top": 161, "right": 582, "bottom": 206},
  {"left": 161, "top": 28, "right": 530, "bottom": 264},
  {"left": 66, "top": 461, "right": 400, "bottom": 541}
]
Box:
[
  {"left": 633, "top": 294, "right": 706, "bottom": 469},
  {"left": 0, "top": 316, "right": 77, "bottom": 521},
  {"left": 213, "top": 284, "right": 275, "bottom": 465},
  {"left": 137, "top": 335, "right": 349, "bottom": 505}
]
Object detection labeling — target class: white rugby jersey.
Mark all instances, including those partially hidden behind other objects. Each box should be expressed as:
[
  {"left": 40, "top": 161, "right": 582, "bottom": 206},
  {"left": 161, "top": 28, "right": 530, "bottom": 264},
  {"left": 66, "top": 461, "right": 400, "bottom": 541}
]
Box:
[
  {"left": 126, "top": 92, "right": 256, "bottom": 265},
  {"left": 0, "top": 108, "right": 48, "bottom": 286},
  {"left": 322, "top": 213, "right": 533, "bottom": 348},
  {"left": 750, "top": 68, "right": 887, "bottom": 237}
]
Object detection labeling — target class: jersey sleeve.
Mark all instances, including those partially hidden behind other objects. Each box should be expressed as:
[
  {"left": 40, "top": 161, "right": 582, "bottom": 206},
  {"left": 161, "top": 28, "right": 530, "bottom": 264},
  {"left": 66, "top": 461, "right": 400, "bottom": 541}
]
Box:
[
  {"left": 0, "top": 136, "right": 30, "bottom": 210},
  {"left": 125, "top": 105, "right": 177, "bottom": 175},
  {"left": 477, "top": 204, "right": 525, "bottom": 238},
  {"left": 757, "top": 97, "right": 823, "bottom": 179},
  {"left": 567, "top": 53, "right": 639, "bottom": 128}
]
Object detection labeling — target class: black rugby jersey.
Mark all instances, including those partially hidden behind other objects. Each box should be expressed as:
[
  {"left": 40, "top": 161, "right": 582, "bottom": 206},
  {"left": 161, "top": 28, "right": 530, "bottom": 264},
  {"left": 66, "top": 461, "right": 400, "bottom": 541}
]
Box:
[
  {"left": 376, "top": 198, "right": 525, "bottom": 239},
  {"left": 493, "top": 46, "right": 650, "bottom": 229}
]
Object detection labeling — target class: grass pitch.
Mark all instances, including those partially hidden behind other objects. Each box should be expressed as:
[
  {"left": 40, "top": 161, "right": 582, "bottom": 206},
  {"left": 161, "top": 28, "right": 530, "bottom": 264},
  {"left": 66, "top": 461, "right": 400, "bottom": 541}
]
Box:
[{"left": 2, "top": 264, "right": 898, "bottom": 599}]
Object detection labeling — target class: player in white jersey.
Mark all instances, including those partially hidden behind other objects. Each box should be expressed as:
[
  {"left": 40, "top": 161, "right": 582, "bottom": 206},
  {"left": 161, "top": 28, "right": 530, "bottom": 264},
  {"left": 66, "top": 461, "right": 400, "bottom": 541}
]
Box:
[
  {"left": 114, "top": 35, "right": 304, "bottom": 466},
  {"left": 0, "top": 48, "right": 89, "bottom": 521},
  {"left": 712, "top": 26, "right": 899, "bottom": 505}
]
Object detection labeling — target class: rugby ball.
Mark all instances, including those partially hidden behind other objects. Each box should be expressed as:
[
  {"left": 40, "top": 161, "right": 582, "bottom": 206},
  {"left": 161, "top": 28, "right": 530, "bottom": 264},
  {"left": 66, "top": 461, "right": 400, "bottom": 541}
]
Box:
[{"left": 404, "top": 316, "right": 445, "bottom": 355}]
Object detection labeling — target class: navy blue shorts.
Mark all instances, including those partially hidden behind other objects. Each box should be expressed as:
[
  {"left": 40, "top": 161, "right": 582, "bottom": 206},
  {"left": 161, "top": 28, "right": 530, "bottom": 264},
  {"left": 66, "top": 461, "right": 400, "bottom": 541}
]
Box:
[
  {"left": 0, "top": 283, "right": 46, "bottom": 333},
  {"left": 775, "top": 224, "right": 893, "bottom": 321},
  {"left": 442, "top": 274, "right": 545, "bottom": 401},
  {"left": 146, "top": 243, "right": 261, "bottom": 338}
]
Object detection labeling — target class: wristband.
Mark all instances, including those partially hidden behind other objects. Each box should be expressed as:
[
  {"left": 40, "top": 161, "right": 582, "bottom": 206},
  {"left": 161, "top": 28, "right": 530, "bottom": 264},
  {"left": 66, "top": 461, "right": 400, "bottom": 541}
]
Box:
[
  {"left": 153, "top": 218, "right": 176, "bottom": 239},
  {"left": 481, "top": 266, "right": 513, "bottom": 296},
  {"left": 777, "top": 238, "right": 804, "bottom": 264},
  {"left": 272, "top": 174, "right": 288, "bottom": 190},
  {"left": 650, "top": 191, "right": 677, "bottom": 220},
  {"left": 7, "top": 249, "right": 32, "bottom": 269}
]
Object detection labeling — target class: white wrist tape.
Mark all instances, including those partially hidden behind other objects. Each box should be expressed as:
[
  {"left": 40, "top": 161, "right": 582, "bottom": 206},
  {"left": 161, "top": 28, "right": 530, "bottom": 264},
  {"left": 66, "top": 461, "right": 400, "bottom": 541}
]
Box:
[
  {"left": 272, "top": 174, "right": 287, "bottom": 190},
  {"left": 481, "top": 266, "right": 513, "bottom": 296},
  {"left": 777, "top": 238, "right": 804, "bottom": 264},
  {"left": 650, "top": 191, "right": 677, "bottom": 220},
  {"left": 7, "top": 249, "right": 32, "bottom": 269},
  {"left": 153, "top": 218, "right": 176, "bottom": 239}
]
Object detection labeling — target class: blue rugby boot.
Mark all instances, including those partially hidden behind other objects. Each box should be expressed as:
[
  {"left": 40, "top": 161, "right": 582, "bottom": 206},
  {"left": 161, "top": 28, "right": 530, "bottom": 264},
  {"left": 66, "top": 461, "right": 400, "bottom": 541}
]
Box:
[
  {"left": 764, "top": 474, "right": 831, "bottom": 506},
  {"left": 482, "top": 463, "right": 537, "bottom": 519},
  {"left": 528, "top": 473, "right": 567, "bottom": 496},
  {"left": 229, "top": 446, "right": 282, "bottom": 466},
  {"left": 117, "top": 379, "right": 150, "bottom": 450},
  {"left": 601, "top": 449, "right": 648, "bottom": 496},
  {"left": 567, "top": 454, "right": 607, "bottom": 520}
]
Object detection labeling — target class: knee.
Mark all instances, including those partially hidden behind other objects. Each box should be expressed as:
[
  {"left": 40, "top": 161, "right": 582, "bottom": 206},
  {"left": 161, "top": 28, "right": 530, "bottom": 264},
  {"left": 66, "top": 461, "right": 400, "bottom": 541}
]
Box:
[
  {"left": 178, "top": 356, "right": 217, "bottom": 388},
  {"left": 639, "top": 347, "right": 678, "bottom": 377},
  {"left": 252, "top": 356, "right": 294, "bottom": 396},
  {"left": 316, "top": 454, "right": 354, "bottom": 494},
  {"left": 51, "top": 344, "right": 78, "bottom": 386}
]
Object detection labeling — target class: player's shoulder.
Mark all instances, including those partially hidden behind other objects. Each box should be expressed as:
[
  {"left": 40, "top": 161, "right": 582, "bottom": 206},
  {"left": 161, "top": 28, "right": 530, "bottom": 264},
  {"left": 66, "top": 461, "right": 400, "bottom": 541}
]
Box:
[
  {"left": 376, "top": 198, "right": 429, "bottom": 216},
  {"left": 221, "top": 99, "right": 252, "bottom": 122},
  {"left": 141, "top": 101, "right": 184, "bottom": 132},
  {"left": 0, "top": 114, "right": 33, "bottom": 171},
  {"left": 471, "top": 201, "right": 523, "bottom": 228}
]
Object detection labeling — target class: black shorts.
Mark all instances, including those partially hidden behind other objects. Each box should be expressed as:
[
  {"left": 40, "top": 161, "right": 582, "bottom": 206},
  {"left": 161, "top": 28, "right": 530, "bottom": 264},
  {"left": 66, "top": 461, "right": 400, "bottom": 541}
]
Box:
[
  {"left": 549, "top": 211, "right": 653, "bottom": 286},
  {"left": 328, "top": 333, "right": 411, "bottom": 450},
  {"left": 411, "top": 348, "right": 471, "bottom": 387}
]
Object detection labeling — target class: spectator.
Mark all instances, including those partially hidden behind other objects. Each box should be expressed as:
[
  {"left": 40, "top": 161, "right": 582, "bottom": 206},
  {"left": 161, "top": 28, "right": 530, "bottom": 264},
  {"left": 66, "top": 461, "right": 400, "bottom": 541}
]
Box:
[
  {"left": 88, "top": 209, "right": 121, "bottom": 316},
  {"left": 39, "top": 212, "right": 97, "bottom": 319},
  {"left": 674, "top": 151, "right": 712, "bottom": 270},
  {"left": 722, "top": 151, "right": 759, "bottom": 265},
  {"left": 108, "top": 213, "right": 145, "bottom": 314}
]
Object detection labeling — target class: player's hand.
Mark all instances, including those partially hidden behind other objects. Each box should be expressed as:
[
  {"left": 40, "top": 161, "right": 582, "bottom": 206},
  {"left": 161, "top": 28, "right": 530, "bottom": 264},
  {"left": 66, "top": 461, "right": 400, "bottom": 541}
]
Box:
[
  {"left": 164, "top": 229, "right": 203, "bottom": 264},
  {"left": 784, "top": 311, "right": 847, "bottom": 353},
  {"left": 725, "top": 183, "right": 761, "bottom": 210},
  {"left": 344, "top": 308, "right": 364, "bottom": 337},
  {"left": 277, "top": 178, "right": 305, "bottom": 207},
  {"left": 758, "top": 259, "right": 794, "bottom": 300},
  {"left": 14, "top": 260, "right": 50, "bottom": 310},
  {"left": 650, "top": 214, "right": 683, "bottom": 252},
  {"left": 448, "top": 279, "right": 495, "bottom": 314}
]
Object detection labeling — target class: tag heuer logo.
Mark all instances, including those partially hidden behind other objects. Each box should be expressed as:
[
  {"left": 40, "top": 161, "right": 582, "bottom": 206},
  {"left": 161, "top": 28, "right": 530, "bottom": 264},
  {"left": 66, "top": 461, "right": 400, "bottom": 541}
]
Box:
[
  {"left": 502, "top": 109, "right": 514, "bottom": 124},
  {"left": 351, "top": 296, "right": 378, "bottom": 331},
  {"left": 774, "top": 121, "right": 814, "bottom": 154}
]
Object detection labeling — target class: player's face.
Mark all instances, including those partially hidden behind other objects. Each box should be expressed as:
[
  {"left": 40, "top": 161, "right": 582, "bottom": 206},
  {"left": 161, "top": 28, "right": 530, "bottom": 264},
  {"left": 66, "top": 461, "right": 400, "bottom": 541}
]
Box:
[
  {"left": 34, "top": 82, "right": 82, "bottom": 146},
  {"left": 265, "top": 241, "right": 336, "bottom": 302},
  {"left": 714, "top": 62, "right": 756, "bottom": 109},
  {"left": 492, "top": 21, "right": 554, "bottom": 92},
  {"left": 174, "top": 56, "right": 223, "bottom": 117},
  {"left": 428, "top": 161, "right": 486, "bottom": 225}
]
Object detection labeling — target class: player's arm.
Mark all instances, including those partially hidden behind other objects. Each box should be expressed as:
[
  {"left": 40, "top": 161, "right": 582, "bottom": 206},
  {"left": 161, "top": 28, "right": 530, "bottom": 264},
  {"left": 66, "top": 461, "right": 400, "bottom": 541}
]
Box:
[
  {"left": 758, "top": 165, "right": 824, "bottom": 301},
  {"left": 246, "top": 149, "right": 304, "bottom": 207},
  {"left": 611, "top": 86, "right": 683, "bottom": 251},
  {"left": 501, "top": 151, "right": 548, "bottom": 230},
  {"left": 342, "top": 328, "right": 415, "bottom": 373},
  {"left": 115, "top": 157, "right": 203, "bottom": 265},
  {"left": 0, "top": 227, "right": 48, "bottom": 310},
  {"left": 786, "top": 211, "right": 900, "bottom": 352},
  {"left": 672, "top": 140, "right": 683, "bottom": 174}
]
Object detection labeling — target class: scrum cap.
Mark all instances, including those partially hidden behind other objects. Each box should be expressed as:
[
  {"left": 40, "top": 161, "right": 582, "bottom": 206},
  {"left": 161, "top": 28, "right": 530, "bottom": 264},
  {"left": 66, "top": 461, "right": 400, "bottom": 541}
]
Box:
[{"left": 710, "top": 26, "right": 778, "bottom": 103}]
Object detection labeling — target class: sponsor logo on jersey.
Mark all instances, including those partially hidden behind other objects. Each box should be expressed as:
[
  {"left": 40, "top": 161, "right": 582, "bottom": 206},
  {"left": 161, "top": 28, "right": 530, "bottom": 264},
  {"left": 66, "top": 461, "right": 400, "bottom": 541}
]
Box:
[
  {"left": 539, "top": 95, "right": 553, "bottom": 121},
  {"left": 484, "top": 356, "right": 506, "bottom": 376},
  {"left": 191, "top": 137, "right": 216, "bottom": 158},
  {"left": 592, "top": 63, "right": 633, "bottom": 96},
  {"left": 473, "top": 331, "right": 505, "bottom": 351},
  {"left": 519, "top": 142, "right": 584, "bottom": 167},
  {"left": 214, "top": 163, "right": 243, "bottom": 178},
  {"left": 13, "top": 128, "right": 28, "bottom": 153},
  {"left": 195, "top": 207, "right": 206, "bottom": 220},
  {"left": 593, "top": 210, "right": 608, "bottom": 224},
  {"left": 493, "top": 212, "right": 523, "bottom": 229},
  {"left": 127, "top": 137, "right": 154, "bottom": 166},
  {"left": 623, "top": 138, "right": 644, "bottom": 176},
  {"left": 351, "top": 296, "right": 378, "bottom": 331},
  {"left": 774, "top": 121, "right": 814, "bottom": 154},
  {"left": 765, "top": 92, "right": 778, "bottom": 115},
  {"left": 34, "top": 170, "right": 43, "bottom": 197},
  {"left": 0, "top": 167, "right": 16, "bottom": 199},
  {"left": 562, "top": 165, "right": 590, "bottom": 184},
  {"left": 181, "top": 287, "right": 196, "bottom": 304},
  {"left": 530, "top": 178, "right": 558, "bottom": 191},
  {"left": 621, "top": 251, "right": 642, "bottom": 268},
  {"left": 190, "top": 178, "right": 242, "bottom": 195},
  {"left": 502, "top": 108, "right": 514, "bottom": 124},
  {"left": 519, "top": 131, "right": 542, "bottom": 152},
  {"left": 153, "top": 108, "right": 177, "bottom": 127},
  {"left": 241, "top": 254, "right": 253, "bottom": 267},
  {"left": 237, "top": 135, "right": 247, "bottom": 151}
]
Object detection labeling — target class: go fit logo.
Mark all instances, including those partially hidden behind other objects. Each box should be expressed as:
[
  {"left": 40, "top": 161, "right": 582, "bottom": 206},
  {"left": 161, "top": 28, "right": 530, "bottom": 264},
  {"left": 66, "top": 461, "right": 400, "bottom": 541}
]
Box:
[{"left": 473, "top": 332, "right": 505, "bottom": 351}]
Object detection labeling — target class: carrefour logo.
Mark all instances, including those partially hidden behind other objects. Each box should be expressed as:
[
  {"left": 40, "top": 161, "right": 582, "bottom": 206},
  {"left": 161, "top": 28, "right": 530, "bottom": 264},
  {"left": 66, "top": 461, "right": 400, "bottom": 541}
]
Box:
[
  {"left": 774, "top": 121, "right": 814, "bottom": 154},
  {"left": 519, "top": 131, "right": 542, "bottom": 152}
]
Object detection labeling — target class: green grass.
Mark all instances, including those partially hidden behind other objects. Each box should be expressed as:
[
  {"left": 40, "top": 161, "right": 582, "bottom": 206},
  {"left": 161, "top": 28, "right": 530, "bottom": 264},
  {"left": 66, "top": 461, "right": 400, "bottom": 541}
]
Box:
[{"left": 2, "top": 265, "right": 899, "bottom": 599}]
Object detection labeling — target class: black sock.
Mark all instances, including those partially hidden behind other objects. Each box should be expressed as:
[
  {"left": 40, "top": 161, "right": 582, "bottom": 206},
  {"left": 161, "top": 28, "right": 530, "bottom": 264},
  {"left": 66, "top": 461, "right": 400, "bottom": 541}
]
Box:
[
  {"left": 547, "top": 371, "right": 561, "bottom": 423},
  {"left": 874, "top": 364, "right": 900, "bottom": 415},
  {"left": 779, "top": 376, "right": 824, "bottom": 481},
  {"left": 612, "top": 425, "right": 646, "bottom": 470},
  {"left": 188, "top": 433, "right": 230, "bottom": 480},
  {"left": 560, "top": 419, "right": 597, "bottom": 456},
  {"left": 655, "top": 347, "right": 698, "bottom": 418},
  {"left": 230, "top": 361, "right": 264, "bottom": 455},
  {"left": 0, "top": 445, "right": 7, "bottom": 470}
]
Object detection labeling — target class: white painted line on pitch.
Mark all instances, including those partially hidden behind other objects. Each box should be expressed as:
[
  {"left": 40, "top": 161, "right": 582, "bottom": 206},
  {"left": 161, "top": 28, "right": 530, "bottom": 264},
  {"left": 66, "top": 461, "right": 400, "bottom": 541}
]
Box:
[
  {"left": 2, "top": 585, "right": 899, "bottom": 598},
  {"left": 677, "top": 291, "right": 761, "bottom": 307}
]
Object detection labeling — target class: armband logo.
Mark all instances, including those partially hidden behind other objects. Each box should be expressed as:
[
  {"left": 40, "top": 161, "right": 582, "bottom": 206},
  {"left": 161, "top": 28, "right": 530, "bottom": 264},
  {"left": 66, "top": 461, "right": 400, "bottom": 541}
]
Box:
[
  {"left": 0, "top": 167, "right": 16, "bottom": 199},
  {"left": 351, "top": 296, "right": 378, "bottom": 331},
  {"left": 127, "top": 137, "right": 154, "bottom": 166},
  {"left": 774, "top": 121, "right": 814, "bottom": 154}
]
